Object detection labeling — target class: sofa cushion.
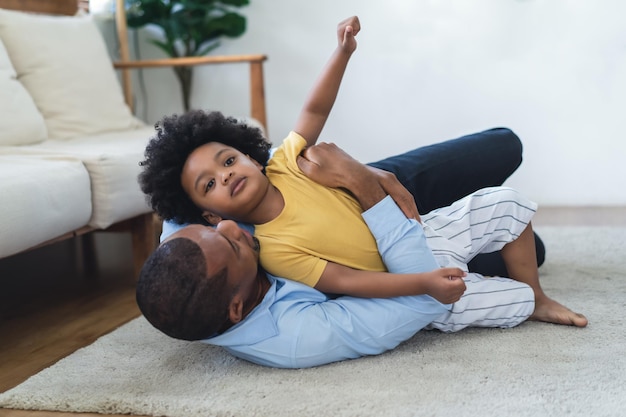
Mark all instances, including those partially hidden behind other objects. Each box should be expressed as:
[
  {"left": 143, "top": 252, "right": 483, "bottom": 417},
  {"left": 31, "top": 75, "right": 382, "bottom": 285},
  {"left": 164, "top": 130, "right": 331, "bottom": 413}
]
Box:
[
  {"left": 0, "top": 38, "right": 47, "bottom": 146},
  {"left": 0, "top": 8, "right": 142, "bottom": 140},
  {"left": 0, "top": 156, "right": 92, "bottom": 259},
  {"left": 0, "top": 127, "right": 155, "bottom": 229}
]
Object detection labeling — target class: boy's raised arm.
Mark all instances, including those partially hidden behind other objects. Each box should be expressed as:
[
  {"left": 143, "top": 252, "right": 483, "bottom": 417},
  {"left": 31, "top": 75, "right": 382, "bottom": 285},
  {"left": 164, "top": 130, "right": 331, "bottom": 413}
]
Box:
[{"left": 293, "top": 16, "right": 360, "bottom": 147}]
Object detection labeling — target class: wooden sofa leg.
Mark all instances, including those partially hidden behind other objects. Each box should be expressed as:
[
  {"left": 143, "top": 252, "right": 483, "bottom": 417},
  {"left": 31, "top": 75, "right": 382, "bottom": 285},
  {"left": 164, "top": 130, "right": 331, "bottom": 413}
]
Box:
[
  {"left": 79, "top": 233, "right": 98, "bottom": 277},
  {"left": 130, "top": 213, "right": 157, "bottom": 280}
]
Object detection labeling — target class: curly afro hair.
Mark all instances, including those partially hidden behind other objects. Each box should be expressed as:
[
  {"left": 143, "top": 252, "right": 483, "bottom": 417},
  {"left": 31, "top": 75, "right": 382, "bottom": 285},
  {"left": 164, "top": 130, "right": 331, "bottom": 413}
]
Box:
[{"left": 138, "top": 110, "right": 272, "bottom": 224}]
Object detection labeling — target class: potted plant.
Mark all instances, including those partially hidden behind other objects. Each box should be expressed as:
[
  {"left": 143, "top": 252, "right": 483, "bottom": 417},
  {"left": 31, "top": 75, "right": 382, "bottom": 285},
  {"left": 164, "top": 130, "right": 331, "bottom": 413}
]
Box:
[{"left": 125, "top": 0, "right": 249, "bottom": 111}]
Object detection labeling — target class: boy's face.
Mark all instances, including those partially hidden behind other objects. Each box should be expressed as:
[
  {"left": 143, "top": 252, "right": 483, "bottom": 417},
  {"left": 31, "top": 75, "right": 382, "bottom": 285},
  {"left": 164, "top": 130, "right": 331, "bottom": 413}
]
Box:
[{"left": 181, "top": 142, "right": 269, "bottom": 225}]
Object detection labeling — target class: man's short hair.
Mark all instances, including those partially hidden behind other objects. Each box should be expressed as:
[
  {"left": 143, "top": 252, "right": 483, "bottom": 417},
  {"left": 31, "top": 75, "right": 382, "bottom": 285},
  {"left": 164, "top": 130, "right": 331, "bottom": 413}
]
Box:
[{"left": 136, "top": 237, "right": 231, "bottom": 341}]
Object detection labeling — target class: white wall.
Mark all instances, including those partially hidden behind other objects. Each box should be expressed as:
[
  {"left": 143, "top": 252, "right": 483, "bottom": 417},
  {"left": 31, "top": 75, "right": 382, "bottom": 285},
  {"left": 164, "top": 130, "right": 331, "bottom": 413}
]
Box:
[{"left": 126, "top": 0, "right": 626, "bottom": 206}]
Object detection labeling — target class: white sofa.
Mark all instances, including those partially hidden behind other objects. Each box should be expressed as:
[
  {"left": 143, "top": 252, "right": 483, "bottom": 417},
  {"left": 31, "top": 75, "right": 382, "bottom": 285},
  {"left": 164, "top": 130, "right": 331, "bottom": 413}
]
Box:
[{"left": 0, "top": 6, "right": 156, "bottom": 276}]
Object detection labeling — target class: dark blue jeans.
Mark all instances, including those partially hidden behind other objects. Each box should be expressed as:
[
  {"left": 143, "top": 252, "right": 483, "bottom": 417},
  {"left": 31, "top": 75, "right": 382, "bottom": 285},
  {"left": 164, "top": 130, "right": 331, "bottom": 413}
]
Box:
[{"left": 368, "top": 127, "right": 545, "bottom": 277}]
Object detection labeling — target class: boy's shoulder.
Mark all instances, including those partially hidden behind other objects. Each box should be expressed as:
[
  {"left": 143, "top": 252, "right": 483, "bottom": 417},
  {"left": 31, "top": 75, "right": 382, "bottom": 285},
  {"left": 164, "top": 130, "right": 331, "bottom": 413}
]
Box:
[{"left": 267, "top": 131, "right": 307, "bottom": 168}]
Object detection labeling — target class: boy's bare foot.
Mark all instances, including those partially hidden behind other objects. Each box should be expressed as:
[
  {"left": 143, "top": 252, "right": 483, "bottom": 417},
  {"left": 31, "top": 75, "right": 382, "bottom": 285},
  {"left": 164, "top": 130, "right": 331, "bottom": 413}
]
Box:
[{"left": 530, "top": 295, "right": 588, "bottom": 327}]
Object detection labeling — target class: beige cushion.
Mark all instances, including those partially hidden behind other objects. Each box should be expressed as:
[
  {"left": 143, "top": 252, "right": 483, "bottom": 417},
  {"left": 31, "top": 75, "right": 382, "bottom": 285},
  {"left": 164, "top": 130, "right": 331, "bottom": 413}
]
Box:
[
  {"left": 0, "top": 38, "right": 47, "bottom": 146},
  {"left": 0, "top": 8, "right": 142, "bottom": 140},
  {"left": 0, "top": 156, "right": 92, "bottom": 258},
  {"left": 0, "top": 127, "right": 155, "bottom": 229}
]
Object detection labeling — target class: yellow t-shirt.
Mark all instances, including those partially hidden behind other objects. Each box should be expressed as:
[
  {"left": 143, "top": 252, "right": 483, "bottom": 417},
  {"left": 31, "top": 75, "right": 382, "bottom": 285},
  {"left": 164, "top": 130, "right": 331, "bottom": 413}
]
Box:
[{"left": 255, "top": 131, "right": 385, "bottom": 287}]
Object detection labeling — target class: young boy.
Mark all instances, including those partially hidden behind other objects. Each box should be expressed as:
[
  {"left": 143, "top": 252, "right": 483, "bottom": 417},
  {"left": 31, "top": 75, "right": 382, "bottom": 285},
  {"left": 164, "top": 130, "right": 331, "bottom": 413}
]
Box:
[{"left": 139, "top": 16, "right": 586, "bottom": 326}]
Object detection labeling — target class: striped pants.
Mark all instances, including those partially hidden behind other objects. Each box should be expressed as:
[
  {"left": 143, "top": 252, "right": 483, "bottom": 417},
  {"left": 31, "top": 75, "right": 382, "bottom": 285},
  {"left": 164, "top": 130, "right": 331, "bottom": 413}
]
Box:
[{"left": 421, "top": 187, "right": 537, "bottom": 332}]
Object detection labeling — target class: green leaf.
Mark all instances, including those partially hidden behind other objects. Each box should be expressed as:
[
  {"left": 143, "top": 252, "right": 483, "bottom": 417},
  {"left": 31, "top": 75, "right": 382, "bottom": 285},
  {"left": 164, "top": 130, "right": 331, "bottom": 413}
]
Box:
[
  {"left": 148, "top": 39, "right": 176, "bottom": 57},
  {"left": 217, "top": 0, "right": 250, "bottom": 7},
  {"left": 124, "top": 0, "right": 249, "bottom": 58}
]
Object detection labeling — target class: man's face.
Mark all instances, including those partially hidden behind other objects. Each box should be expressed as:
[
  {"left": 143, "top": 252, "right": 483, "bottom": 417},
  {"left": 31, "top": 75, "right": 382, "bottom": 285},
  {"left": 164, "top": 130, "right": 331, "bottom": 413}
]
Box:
[
  {"left": 180, "top": 142, "right": 270, "bottom": 225},
  {"left": 167, "top": 221, "right": 261, "bottom": 299}
]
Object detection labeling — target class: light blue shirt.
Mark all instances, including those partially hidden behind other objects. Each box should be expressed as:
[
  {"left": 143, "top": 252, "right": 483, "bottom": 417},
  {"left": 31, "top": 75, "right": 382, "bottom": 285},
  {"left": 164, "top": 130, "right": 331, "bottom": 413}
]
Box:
[
  {"left": 161, "top": 218, "right": 253, "bottom": 240},
  {"left": 202, "top": 196, "right": 449, "bottom": 368}
]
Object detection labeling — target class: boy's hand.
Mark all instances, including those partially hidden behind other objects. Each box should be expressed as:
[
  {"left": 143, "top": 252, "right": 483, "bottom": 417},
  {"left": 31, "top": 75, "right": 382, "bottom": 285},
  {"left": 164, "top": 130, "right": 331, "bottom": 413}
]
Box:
[
  {"left": 337, "top": 16, "right": 360, "bottom": 54},
  {"left": 424, "top": 268, "right": 467, "bottom": 304}
]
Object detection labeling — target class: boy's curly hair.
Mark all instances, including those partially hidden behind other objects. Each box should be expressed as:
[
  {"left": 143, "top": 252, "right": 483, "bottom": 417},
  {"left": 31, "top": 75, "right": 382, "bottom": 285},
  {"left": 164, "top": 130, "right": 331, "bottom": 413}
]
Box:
[{"left": 138, "top": 110, "right": 272, "bottom": 224}]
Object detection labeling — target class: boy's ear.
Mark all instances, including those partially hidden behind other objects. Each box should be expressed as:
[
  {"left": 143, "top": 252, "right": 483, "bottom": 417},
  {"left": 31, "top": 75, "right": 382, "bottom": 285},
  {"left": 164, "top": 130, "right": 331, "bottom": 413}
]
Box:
[
  {"left": 228, "top": 295, "right": 244, "bottom": 324},
  {"left": 202, "top": 211, "right": 222, "bottom": 226}
]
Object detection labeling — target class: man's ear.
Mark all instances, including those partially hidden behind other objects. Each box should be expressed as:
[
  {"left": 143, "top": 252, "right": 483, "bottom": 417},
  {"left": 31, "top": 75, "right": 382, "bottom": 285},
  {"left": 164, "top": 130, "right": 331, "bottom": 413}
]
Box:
[
  {"left": 202, "top": 211, "right": 222, "bottom": 226},
  {"left": 228, "top": 295, "right": 245, "bottom": 324}
]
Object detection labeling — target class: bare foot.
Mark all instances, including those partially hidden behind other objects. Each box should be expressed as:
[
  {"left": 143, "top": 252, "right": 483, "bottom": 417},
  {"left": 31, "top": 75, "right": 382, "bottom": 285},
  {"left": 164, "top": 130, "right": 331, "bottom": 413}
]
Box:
[{"left": 530, "top": 295, "right": 588, "bottom": 327}]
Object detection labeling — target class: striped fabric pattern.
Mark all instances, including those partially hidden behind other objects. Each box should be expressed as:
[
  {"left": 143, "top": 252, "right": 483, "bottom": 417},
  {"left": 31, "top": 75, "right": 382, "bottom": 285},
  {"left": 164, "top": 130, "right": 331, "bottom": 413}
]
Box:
[{"left": 422, "top": 187, "right": 537, "bottom": 331}]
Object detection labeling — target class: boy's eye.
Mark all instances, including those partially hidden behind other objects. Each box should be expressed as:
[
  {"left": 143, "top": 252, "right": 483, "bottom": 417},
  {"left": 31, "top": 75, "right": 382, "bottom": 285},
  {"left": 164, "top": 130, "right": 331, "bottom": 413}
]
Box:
[
  {"left": 205, "top": 179, "right": 215, "bottom": 192},
  {"left": 225, "top": 157, "right": 235, "bottom": 166}
]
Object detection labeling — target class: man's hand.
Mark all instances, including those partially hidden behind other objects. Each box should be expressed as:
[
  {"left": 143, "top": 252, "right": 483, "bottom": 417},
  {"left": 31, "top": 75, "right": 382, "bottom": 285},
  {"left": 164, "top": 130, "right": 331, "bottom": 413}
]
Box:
[
  {"left": 423, "top": 268, "right": 467, "bottom": 304},
  {"left": 297, "top": 142, "right": 420, "bottom": 220},
  {"left": 365, "top": 166, "right": 420, "bottom": 222},
  {"left": 297, "top": 142, "right": 366, "bottom": 189},
  {"left": 337, "top": 16, "right": 360, "bottom": 54},
  {"left": 298, "top": 142, "right": 385, "bottom": 210}
]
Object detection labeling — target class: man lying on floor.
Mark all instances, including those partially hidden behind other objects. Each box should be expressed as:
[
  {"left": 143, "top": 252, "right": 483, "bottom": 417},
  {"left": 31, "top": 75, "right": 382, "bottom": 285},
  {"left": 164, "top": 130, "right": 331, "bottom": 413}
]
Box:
[{"left": 135, "top": 142, "right": 564, "bottom": 368}]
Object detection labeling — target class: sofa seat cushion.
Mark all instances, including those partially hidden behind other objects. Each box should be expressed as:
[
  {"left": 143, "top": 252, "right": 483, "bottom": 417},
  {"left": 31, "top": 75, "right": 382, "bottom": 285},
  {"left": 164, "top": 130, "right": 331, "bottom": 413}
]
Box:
[
  {"left": 1, "top": 126, "right": 155, "bottom": 229},
  {"left": 0, "top": 38, "right": 47, "bottom": 146},
  {"left": 0, "top": 156, "right": 92, "bottom": 259},
  {"left": 0, "top": 8, "right": 143, "bottom": 140}
]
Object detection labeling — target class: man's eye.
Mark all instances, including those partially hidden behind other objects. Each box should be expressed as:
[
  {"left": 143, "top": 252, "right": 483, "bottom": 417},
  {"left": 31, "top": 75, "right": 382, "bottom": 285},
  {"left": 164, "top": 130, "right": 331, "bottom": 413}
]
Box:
[
  {"left": 205, "top": 179, "right": 215, "bottom": 192},
  {"left": 225, "top": 157, "right": 235, "bottom": 166}
]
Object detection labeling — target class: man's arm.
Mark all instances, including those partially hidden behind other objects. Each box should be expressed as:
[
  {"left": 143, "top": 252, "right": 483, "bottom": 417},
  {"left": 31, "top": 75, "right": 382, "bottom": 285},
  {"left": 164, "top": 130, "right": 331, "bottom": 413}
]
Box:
[
  {"left": 297, "top": 142, "right": 420, "bottom": 220},
  {"left": 293, "top": 16, "right": 359, "bottom": 147},
  {"left": 297, "top": 141, "right": 466, "bottom": 300}
]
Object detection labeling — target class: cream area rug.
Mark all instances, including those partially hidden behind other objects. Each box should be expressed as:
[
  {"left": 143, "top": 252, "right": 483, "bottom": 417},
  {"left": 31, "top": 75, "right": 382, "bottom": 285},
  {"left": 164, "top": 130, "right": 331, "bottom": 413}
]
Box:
[{"left": 1, "top": 227, "right": 625, "bottom": 417}]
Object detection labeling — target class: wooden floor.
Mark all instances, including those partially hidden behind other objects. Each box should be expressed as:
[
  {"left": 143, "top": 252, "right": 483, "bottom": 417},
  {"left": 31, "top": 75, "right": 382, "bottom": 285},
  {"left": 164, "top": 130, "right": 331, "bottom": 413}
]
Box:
[{"left": 1, "top": 207, "right": 625, "bottom": 417}]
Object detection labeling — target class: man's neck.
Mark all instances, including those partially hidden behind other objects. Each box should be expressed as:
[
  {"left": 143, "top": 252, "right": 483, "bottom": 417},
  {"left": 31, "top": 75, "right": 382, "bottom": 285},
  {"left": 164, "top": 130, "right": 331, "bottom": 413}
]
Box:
[
  {"left": 242, "top": 271, "right": 272, "bottom": 317},
  {"left": 221, "top": 271, "right": 271, "bottom": 334}
]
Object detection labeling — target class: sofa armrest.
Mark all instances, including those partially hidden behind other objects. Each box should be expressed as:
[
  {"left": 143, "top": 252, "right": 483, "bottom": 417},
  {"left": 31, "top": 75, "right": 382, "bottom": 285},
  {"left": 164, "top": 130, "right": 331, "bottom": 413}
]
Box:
[{"left": 112, "top": 54, "right": 268, "bottom": 134}]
